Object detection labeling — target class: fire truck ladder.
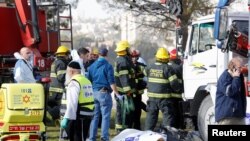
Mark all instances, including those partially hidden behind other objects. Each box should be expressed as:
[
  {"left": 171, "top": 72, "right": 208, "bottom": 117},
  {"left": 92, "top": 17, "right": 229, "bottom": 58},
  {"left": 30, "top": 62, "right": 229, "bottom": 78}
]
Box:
[{"left": 57, "top": 4, "right": 73, "bottom": 50}]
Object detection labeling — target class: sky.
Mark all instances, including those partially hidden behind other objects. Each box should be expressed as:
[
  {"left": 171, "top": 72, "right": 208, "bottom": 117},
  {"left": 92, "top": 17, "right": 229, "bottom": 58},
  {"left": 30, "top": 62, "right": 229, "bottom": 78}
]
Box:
[
  {"left": 65, "top": 0, "right": 109, "bottom": 20},
  {"left": 62, "top": 0, "right": 108, "bottom": 36},
  {"left": 231, "top": 0, "right": 248, "bottom": 11}
]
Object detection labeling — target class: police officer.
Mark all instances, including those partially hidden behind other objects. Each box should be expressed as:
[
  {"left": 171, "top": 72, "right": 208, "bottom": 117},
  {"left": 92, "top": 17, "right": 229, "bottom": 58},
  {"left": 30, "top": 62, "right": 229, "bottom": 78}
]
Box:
[
  {"left": 60, "top": 61, "right": 94, "bottom": 141},
  {"left": 144, "top": 47, "right": 182, "bottom": 131},
  {"left": 48, "top": 46, "right": 71, "bottom": 120},
  {"left": 114, "top": 40, "right": 136, "bottom": 133}
]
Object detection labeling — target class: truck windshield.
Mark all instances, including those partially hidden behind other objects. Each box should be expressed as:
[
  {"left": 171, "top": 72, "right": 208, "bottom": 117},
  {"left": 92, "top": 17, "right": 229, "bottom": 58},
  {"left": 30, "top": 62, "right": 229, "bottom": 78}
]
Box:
[{"left": 189, "top": 22, "right": 215, "bottom": 56}]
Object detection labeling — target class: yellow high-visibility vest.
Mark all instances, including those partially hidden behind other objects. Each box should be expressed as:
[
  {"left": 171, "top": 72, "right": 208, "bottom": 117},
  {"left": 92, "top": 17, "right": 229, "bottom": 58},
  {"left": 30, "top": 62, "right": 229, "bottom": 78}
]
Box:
[{"left": 61, "top": 74, "right": 94, "bottom": 116}]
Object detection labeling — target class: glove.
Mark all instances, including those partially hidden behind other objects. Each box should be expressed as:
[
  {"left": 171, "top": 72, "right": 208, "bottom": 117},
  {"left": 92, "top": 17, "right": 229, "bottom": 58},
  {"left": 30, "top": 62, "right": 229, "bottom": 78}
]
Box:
[
  {"left": 116, "top": 94, "right": 124, "bottom": 101},
  {"left": 60, "top": 118, "right": 68, "bottom": 129}
]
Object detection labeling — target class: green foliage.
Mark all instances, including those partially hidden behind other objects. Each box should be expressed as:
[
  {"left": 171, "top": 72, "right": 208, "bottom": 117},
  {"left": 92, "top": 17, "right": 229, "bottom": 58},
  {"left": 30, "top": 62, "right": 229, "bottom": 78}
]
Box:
[{"left": 73, "top": 35, "right": 95, "bottom": 49}]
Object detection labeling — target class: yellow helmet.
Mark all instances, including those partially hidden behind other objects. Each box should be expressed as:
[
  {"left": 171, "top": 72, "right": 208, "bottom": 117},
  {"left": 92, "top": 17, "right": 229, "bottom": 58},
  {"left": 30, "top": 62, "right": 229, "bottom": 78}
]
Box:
[
  {"left": 115, "top": 40, "right": 130, "bottom": 52},
  {"left": 155, "top": 47, "right": 169, "bottom": 59},
  {"left": 92, "top": 47, "right": 99, "bottom": 55},
  {"left": 117, "top": 50, "right": 127, "bottom": 56},
  {"left": 56, "top": 45, "right": 70, "bottom": 55}
]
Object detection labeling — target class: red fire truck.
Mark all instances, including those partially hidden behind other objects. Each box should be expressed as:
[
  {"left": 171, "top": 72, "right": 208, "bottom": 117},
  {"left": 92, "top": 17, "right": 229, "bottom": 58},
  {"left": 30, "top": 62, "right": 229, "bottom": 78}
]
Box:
[
  {"left": 0, "top": 0, "right": 73, "bottom": 85},
  {"left": 0, "top": 0, "right": 73, "bottom": 140}
]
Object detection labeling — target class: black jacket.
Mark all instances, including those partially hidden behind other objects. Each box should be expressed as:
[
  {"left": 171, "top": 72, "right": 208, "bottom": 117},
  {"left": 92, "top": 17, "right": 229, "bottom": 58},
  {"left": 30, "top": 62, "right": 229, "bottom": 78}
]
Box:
[
  {"left": 145, "top": 61, "right": 182, "bottom": 98},
  {"left": 114, "top": 55, "right": 136, "bottom": 95},
  {"left": 49, "top": 57, "right": 70, "bottom": 93}
]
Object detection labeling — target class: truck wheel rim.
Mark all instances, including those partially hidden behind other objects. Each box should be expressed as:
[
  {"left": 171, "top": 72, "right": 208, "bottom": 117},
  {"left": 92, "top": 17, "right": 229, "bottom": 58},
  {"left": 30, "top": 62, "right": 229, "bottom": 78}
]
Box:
[{"left": 204, "top": 106, "right": 215, "bottom": 137}]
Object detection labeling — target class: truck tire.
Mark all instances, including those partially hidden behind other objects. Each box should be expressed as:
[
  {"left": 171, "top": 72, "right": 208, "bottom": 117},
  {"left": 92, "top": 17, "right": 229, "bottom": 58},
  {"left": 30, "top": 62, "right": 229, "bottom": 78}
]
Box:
[{"left": 197, "top": 95, "right": 215, "bottom": 141}]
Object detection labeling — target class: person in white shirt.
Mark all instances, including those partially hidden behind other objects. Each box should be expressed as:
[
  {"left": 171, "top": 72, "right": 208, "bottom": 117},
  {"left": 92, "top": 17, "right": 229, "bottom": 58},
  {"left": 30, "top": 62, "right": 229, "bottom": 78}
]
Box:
[
  {"left": 14, "top": 47, "right": 36, "bottom": 83},
  {"left": 71, "top": 49, "right": 85, "bottom": 75},
  {"left": 77, "top": 47, "right": 90, "bottom": 76},
  {"left": 60, "top": 61, "right": 94, "bottom": 141}
]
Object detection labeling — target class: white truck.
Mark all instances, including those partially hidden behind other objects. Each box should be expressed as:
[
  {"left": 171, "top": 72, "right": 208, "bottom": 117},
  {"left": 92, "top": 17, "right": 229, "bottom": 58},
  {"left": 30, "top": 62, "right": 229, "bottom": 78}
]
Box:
[{"left": 180, "top": 2, "right": 250, "bottom": 141}]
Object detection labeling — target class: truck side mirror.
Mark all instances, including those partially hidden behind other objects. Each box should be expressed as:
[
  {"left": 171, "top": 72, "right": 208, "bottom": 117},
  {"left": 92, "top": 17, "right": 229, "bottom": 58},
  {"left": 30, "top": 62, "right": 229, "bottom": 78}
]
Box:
[
  {"left": 214, "top": 8, "right": 228, "bottom": 40},
  {"left": 176, "top": 28, "right": 183, "bottom": 54}
]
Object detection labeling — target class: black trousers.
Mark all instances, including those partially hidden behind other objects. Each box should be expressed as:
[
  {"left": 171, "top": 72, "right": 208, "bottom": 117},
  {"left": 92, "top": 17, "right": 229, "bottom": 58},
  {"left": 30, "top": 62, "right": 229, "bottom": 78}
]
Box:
[
  {"left": 66, "top": 116, "right": 92, "bottom": 141},
  {"left": 47, "top": 92, "right": 63, "bottom": 119},
  {"left": 145, "top": 98, "right": 176, "bottom": 131},
  {"left": 171, "top": 98, "right": 183, "bottom": 129},
  {"left": 131, "top": 94, "right": 142, "bottom": 130}
]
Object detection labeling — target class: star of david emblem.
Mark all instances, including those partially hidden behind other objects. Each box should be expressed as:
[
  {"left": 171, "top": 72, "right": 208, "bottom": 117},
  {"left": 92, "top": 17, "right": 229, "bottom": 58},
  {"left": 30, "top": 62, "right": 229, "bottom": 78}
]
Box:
[{"left": 23, "top": 95, "right": 30, "bottom": 103}]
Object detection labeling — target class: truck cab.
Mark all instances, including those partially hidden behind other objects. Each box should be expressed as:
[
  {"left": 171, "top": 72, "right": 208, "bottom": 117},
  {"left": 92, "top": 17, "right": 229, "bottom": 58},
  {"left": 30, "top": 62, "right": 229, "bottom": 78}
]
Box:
[{"left": 182, "top": 11, "right": 250, "bottom": 141}]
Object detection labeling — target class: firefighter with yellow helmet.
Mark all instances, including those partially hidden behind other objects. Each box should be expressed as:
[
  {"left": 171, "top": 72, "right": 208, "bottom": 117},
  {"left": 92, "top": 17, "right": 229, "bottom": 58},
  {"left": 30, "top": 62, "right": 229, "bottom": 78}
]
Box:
[
  {"left": 144, "top": 47, "right": 182, "bottom": 131},
  {"left": 48, "top": 45, "right": 71, "bottom": 121},
  {"left": 114, "top": 40, "right": 136, "bottom": 133}
]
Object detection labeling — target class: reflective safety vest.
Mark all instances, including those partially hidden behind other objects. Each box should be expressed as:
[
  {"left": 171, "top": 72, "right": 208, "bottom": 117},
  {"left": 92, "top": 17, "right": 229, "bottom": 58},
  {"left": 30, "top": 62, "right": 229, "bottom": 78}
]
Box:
[
  {"left": 168, "top": 60, "right": 184, "bottom": 98},
  {"left": 146, "top": 62, "right": 181, "bottom": 98},
  {"left": 61, "top": 74, "right": 94, "bottom": 116},
  {"left": 49, "top": 57, "right": 69, "bottom": 93},
  {"left": 114, "top": 55, "right": 136, "bottom": 94}
]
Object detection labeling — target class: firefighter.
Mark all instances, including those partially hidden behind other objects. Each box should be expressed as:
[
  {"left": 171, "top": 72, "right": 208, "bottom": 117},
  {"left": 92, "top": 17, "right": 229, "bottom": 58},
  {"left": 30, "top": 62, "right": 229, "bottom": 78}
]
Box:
[
  {"left": 168, "top": 48, "right": 184, "bottom": 129},
  {"left": 168, "top": 48, "right": 183, "bottom": 82},
  {"left": 114, "top": 40, "right": 136, "bottom": 133},
  {"left": 60, "top": 61, "right": 94, "bottom": 141},
  {"left": 144, "top": 47, "right": 182, "bottom": 131},
  {"left": 130, "top": 49, "right": 147, "bottom": 130},
  {"left": 48, "top": 45, "right": 71, "bottom": 120}
]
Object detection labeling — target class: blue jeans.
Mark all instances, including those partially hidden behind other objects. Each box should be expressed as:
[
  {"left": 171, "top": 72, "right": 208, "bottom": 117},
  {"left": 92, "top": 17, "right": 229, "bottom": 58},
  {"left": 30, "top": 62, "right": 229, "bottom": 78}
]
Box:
[{"left": 89, "top": 91, "right": 113, "bottom": 141}]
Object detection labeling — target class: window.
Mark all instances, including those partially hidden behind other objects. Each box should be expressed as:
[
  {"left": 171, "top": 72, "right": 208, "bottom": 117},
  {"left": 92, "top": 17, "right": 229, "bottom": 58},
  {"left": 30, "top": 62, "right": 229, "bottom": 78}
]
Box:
[
  {"left": 198, "top": 23, "right": 215, "bottom": 52},
  {"left": 233, "top": 20, "right": 248, "bottom": 36},
  {"left": 231, "top": 20, "right": 248, "bottom": 57},
  {"left": 189, "top": 23, "right": 215, "bottom": 56},
  {"left": 189, "top": 24, "right": 199, "bottom": 55}
]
